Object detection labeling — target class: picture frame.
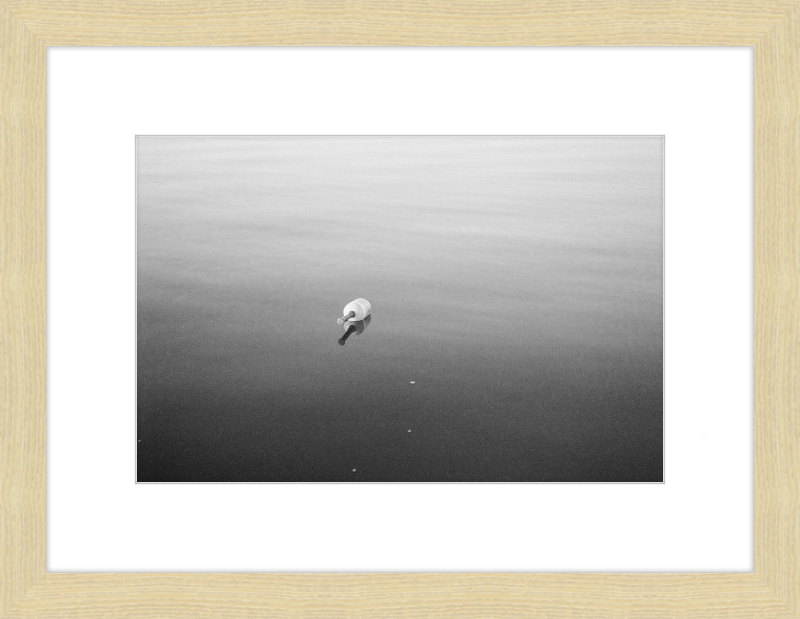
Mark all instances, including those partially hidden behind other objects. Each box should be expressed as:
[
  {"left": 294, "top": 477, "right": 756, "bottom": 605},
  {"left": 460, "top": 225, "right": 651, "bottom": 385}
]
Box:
[{"left": 1, "top": 1, "right": 795, "bottom": 616}]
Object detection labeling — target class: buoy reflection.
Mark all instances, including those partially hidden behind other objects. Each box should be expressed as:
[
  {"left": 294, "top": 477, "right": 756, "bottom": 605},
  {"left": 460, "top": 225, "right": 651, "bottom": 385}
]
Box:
[{"left": 338, "top": 314, "right": 371, "bottom": 346}]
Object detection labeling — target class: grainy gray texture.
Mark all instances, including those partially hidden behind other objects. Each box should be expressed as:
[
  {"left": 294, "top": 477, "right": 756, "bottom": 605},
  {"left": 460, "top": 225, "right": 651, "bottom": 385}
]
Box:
[{"left": 137, "top": 136, "right": 663, "bottom": 482}]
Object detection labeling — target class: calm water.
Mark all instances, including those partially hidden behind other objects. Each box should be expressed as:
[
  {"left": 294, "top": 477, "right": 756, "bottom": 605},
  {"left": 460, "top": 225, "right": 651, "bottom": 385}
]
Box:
[{"left": 137, "top": 136, "right": 663, "bottom": 482}]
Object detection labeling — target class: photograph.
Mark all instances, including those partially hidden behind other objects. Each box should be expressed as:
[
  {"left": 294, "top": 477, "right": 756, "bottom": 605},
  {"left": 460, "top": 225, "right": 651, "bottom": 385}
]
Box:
[{"left": 136, "top": 135, "right": 663, "bottom": 482}]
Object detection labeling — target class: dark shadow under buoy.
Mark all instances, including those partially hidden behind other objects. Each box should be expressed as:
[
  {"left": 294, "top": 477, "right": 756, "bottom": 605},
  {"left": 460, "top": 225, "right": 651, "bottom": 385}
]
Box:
[{"left": 338, "top": 314, "right": 371, "bottom": 346}]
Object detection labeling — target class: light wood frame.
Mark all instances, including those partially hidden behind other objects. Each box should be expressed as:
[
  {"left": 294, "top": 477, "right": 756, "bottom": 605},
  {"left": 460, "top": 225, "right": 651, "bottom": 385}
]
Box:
[{"left": 1, "top": 1, "right": 796, "bottom": 616}]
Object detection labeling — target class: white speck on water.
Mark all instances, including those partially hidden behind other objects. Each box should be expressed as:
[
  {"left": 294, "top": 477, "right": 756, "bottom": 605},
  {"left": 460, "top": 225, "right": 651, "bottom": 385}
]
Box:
[
  {"left": 410, "top": 381, "right": 415, "bottom": 384},
  {"left": 408, "top": 429, "right": 412, "bottom": 433},
  {"left": 352, "top": 468, "right": 357, "bottom": 472}
]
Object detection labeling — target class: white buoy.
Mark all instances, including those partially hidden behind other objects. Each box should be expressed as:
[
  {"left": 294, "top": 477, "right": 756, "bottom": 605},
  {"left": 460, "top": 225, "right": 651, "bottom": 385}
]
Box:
[{"left": 337, "top": 298, "right": 371, "bottom": 324}]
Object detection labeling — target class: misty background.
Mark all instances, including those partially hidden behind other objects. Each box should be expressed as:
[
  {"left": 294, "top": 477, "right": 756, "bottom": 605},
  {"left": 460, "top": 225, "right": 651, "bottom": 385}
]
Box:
[{"left": 137, "top": 136, "right": 663, "bottom": 482}]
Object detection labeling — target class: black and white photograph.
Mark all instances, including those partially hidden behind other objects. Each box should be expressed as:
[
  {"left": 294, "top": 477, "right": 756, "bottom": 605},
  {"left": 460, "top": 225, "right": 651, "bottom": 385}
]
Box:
[{"left": 137, "top": 136, "right": 663, "bottom": 482}]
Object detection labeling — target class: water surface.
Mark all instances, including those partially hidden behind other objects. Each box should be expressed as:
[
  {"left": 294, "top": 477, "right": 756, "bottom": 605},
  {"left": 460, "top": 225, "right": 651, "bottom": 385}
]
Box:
[{"left": 137, "top": 136, "right": 663, "bottom": 482}]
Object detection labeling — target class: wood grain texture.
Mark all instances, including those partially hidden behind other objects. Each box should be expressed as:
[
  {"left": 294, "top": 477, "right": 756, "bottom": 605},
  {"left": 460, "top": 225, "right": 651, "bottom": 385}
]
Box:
[
  {"left": 2, "top": 0, "right": 798, "bottom": 46},
  {"left": 755, "top": 2, "right": 800, "bottom": 616},
  {"left": 0, "top": 0, "right": 798, "bottom": 616},
  {"left": 0, "top": 2, "right": 46, "bottom": 618},
  {"left": 5, "top": 574, "right": 800, "bottom": 619}
]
